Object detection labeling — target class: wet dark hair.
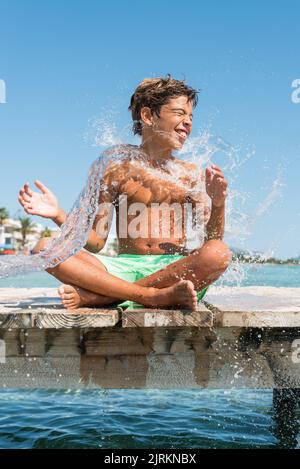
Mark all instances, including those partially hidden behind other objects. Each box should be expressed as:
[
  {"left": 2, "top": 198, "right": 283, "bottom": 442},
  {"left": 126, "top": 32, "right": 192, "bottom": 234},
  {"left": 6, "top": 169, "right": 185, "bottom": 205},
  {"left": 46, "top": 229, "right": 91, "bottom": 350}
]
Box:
[{"left": 128, "top": 75, "right": 199, "bottom": 135}]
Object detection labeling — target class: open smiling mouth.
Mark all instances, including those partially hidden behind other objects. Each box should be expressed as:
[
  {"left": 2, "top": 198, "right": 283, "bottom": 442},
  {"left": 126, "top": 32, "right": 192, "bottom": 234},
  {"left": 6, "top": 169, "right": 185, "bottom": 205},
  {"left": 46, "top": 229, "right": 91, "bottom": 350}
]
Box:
[{"left": 175, "top": 129, "right": 188, "bottom": 141}]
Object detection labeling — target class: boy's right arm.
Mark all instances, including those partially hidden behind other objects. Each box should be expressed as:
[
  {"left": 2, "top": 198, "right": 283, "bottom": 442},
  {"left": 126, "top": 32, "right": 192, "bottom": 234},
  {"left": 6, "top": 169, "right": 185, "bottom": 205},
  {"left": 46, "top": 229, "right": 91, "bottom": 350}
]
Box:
[
  {"left": 84, "top": 178, "right": 116, "bottom": 253},
  {"left": 18, "top": 180, "right": 108, "bottom": 253},
  {"left": 84, "top": 160, "right": 120, "bottom": 253}
]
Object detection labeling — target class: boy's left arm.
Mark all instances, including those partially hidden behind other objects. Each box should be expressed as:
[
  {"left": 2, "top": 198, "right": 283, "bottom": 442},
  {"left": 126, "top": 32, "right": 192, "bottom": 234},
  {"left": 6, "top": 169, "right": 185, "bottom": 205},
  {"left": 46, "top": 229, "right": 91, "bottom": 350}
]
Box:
[{"left": 204, "top": 164, "right": 228, "bottom": 241}]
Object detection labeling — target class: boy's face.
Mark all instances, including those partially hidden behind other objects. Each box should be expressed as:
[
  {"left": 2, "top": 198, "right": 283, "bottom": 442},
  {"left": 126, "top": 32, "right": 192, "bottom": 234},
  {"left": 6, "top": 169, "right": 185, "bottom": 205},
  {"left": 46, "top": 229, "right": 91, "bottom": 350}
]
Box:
[{"left": 143, "top": 95, "right": 193, "bottom": 151}]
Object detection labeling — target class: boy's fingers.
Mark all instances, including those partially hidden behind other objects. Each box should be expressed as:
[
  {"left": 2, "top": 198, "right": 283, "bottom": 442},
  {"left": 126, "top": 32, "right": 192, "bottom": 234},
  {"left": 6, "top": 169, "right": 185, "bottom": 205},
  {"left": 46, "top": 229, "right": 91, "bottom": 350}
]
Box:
[
  {"left": 18, "top": 195, "right": 25, "bottom": 206},
  {"left": 18, "top": 195, "right": 29, "bottom": 206},
  {"left": 211, "top": 164, "right": 222, "bottom": 171},
  {"left": 18, "top": 195, "right": 34, "bottom": 213},
  {"left": 34, "top": 180, "right": 49, "bottom": 194},
  {"left": 207, "top": 167, "right": 224, "bottom": 180},
  {"left": 24, "top": 203, "right": 34, "bottom": 213},
  {"left": 207, "top": 168, "right": 225, "bottom": 186},
  {"left": 216, "top": 177, "right": 228, "bottom": 187},
  {"left": 24, "top": 183, "right": 33, "bottom": 196},
  {"left": 25, "top": 207, "right": 34, "bottom": 214},
  {"left": 211, "top": 168, "right": 224, "bottom": 177},
  {"left": 19, "top": 189, "right": 31, "bottom": 203},
  {"left": 213, "top": 172, "right": 224, "bottom": 180},
  {"left": 206, "top": 167, "right": 213, "bottom": 180}
]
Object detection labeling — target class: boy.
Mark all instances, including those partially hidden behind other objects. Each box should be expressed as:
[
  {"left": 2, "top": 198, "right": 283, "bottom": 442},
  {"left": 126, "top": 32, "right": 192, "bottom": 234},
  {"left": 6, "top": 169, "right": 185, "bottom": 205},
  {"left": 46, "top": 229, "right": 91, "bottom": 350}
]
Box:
[{"left": 19, "top": 76, "right": 231, "bottom": 311}]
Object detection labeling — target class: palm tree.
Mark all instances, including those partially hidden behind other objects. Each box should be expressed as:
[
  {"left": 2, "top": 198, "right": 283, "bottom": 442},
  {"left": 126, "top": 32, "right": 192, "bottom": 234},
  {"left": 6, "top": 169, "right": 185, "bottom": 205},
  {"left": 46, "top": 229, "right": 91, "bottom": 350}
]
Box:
[
  {"left": 0, "top": 208, "right": 9, "bottom": 226},
  {"left": 16, "top": 217, "right": 37, "bottom": 249},
  {"left": 0, "top": 208, "right": 9, "bottom": 245},
  {"left": 40, "top": 227, "right": 52, "bottom": 238}
]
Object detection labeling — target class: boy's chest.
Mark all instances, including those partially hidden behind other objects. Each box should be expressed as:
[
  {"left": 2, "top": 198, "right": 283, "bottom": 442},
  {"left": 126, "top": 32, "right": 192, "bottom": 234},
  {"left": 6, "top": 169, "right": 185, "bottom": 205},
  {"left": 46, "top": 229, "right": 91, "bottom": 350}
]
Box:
[{"left": 117, "top": 173, "right": 191, "bottom": 206}]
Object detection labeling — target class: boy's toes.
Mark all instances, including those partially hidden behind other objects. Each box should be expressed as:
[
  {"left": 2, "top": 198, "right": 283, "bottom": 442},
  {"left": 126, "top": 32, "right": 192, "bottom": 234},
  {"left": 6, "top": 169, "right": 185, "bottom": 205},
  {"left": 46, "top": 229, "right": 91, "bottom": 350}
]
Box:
[
  {"left": 185, "top": 280, "right": 196, "bottom": 293},
  {"left": 62, "top": 298, "right": 72, "bottom": 305},
  {"left": 58, "top": 284, "right": 75, "bottom": 296},
  {"left": 63, "top": 284, "right": 77, "bottom": 294},
  {"left": 62, "top": 292, "right": 74, "bottom": 300},
  {"left": 188, "top": 296, "right": 198, "bottom": 311},
  {"left": 62, "top": 300, "right": 74, "bottom": 309}
]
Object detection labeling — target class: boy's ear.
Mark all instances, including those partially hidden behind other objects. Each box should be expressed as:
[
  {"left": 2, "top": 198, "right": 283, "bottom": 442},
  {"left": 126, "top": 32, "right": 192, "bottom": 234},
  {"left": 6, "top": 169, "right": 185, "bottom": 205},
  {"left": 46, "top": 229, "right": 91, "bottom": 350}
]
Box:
[{"left": 140, "top": 106, "right": 153, "bottom": 127}]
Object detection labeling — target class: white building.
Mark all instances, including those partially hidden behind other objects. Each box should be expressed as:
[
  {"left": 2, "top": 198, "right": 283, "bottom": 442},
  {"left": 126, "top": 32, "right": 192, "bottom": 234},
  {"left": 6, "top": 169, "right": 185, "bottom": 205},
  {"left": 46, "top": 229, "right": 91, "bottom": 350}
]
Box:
[
  {"left": 0, "top": 219, "right": 50, "bottom": 251},
  {"left": 0, "top": 218, "right": 118, "bottom": 255}
]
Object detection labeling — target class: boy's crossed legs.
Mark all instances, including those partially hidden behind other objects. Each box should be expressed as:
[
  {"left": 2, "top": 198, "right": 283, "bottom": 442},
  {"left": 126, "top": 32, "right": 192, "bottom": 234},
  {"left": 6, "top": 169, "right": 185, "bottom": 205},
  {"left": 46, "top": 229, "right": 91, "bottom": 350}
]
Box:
[{"left": 33, "top": 239, "right": 231, "bottom": 311}]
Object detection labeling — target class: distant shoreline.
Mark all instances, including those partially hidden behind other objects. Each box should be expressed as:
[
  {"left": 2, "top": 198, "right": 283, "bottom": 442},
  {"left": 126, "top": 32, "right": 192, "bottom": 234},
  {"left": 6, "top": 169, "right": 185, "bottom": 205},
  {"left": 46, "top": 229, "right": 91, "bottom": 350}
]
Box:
[
  {"left": 232, "top": 252, "right": 300, "bottom": 266},
  {"left": 234, "top": 260, "right": 300, "bottom": 267}
]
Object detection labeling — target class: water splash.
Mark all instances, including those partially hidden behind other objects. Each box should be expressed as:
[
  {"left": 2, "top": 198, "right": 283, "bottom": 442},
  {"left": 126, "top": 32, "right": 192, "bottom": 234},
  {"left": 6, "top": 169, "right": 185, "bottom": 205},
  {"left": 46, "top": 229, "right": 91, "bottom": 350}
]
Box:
[
  {"left": 256, "top": 167, "right": 285, "bottom": 217},
  {"left": 0, "top": 119, "right": 286, "bottom": 282},
  {"left": 0, "top": 144, "right": 207, "bottom": 278},
  {"left": 87, "top": 117, "right": 122, "bottom": 148},
  {"left": 0, "top": 153, "right": 104, "bottom": 278}
]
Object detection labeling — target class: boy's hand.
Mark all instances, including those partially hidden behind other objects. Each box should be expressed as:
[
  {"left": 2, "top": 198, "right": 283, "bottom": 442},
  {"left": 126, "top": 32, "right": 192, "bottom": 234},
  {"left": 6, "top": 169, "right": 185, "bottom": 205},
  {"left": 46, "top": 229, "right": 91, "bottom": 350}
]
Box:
[
  {"left": 205, "top": 164, "right": 228, "bottom": 207},
  {"left": 18, "top": 180, "right": 59, "bottom": 220}
]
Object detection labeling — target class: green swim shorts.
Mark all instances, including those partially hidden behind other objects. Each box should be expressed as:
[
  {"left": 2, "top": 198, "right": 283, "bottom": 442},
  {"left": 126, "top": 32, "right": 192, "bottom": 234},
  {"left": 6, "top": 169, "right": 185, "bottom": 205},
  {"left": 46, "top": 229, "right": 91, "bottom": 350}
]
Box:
[{"left": 91, "top": 253, "right": 208, "bottom": 310}]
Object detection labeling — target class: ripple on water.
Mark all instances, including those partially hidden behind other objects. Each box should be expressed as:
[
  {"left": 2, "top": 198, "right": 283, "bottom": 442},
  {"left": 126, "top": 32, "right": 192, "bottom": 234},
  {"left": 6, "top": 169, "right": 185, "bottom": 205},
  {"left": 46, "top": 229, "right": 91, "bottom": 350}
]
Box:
[{"left": 0, "top": 388, "right": 288, "bottom": 449}]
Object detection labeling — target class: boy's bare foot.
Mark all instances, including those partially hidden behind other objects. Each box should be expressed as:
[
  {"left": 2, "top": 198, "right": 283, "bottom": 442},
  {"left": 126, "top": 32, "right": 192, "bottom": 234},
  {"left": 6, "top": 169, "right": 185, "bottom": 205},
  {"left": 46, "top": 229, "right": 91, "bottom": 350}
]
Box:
[
  {"left": 146, "top": 279, "right": 198, "bottom": 311},
  {"left": 58, "top": 279, "right": 198, "bottom": 311},
  {"left": 58, "top": 284, "right": 116, "bottom": 310}
]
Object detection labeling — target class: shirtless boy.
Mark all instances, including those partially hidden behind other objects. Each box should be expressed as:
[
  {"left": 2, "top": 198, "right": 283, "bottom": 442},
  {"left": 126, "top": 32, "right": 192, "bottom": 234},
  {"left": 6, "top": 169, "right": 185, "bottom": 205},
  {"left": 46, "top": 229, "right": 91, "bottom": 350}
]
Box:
[{"left": 18, "top": 76, "right": 231, "bottom": 311}]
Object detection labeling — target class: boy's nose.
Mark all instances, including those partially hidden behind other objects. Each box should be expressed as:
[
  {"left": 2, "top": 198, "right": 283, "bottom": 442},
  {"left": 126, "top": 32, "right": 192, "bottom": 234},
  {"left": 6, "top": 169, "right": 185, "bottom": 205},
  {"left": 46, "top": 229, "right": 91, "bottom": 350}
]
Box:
[
  {"left": 183, "top": 119, "right": 192, "bottom": 131},
  {"left": 183, "top": 115, "right": 192, "bottom": 126}
]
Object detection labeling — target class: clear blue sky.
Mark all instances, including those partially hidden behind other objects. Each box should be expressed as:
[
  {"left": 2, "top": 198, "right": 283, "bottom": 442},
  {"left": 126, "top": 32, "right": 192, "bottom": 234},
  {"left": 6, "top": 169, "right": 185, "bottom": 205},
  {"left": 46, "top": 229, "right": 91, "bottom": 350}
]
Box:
[{"left": 0, "top": 0, "right": 299, "bottom": 258}]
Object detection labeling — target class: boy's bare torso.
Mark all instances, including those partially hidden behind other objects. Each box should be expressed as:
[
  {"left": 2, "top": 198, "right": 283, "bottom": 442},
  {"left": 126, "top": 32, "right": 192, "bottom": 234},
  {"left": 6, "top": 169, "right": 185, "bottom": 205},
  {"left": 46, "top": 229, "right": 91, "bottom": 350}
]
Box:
[{"left": 97, "top": 147, "right": 210, "bottom": 255}]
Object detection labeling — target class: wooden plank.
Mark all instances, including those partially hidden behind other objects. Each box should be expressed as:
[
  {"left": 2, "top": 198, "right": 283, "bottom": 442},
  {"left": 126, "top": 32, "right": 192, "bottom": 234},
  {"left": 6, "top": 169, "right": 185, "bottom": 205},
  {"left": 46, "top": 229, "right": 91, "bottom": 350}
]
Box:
[
  {"left": 83, "top": 327, "right": 155, "bottom": 356},
  {"left": 205, "top": 286, "right": 300, "bottom": 313},
  {"left": 0, "top": 288, "right": 120, "bottom": 328},
  {"left": 122, "top": 303, "right": 213, "bottom": 328},
  {"left": 204, "top": 286, "right": 300, "bottom": 328}
]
